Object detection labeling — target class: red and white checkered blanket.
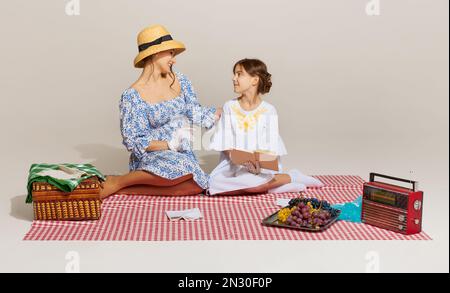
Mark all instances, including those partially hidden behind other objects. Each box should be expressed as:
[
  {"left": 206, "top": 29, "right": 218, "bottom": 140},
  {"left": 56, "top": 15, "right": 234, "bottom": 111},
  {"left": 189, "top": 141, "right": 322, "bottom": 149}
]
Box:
[{"left": 23, "top": 176, "right": 431, "bottom": 241}]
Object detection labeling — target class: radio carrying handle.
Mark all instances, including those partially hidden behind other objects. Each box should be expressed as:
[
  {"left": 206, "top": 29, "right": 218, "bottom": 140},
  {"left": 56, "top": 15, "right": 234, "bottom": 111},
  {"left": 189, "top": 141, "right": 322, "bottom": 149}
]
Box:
[{"left": 369, "top": 173, "right": 418, "bottom": 192}]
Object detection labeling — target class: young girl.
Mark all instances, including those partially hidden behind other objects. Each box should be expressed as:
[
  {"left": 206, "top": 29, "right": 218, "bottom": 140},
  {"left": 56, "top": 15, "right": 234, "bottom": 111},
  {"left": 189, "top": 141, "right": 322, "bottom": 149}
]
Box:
[{"left": 206, "top": 58, "right": 323, "bottom": 196}]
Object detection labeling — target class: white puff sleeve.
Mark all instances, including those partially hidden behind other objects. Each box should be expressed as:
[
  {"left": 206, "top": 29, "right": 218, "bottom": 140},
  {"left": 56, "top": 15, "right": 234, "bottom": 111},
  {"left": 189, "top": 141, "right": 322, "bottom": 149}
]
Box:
[{"left": 258, "top": 105, "right": 287, "bottom": 156}]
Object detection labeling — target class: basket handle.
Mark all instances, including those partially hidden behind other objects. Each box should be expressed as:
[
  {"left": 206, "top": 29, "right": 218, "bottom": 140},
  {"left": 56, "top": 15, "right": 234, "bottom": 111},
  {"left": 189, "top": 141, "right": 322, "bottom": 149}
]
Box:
[{"left": 369, "top": 172, "right": 418, "bottom": 192}]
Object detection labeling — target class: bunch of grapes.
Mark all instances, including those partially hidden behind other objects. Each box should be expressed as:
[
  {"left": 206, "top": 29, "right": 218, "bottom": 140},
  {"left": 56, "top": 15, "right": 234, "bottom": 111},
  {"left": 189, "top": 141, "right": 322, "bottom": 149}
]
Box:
[{"left": 283, "top": 198, "right": 338, "bottom": 229}]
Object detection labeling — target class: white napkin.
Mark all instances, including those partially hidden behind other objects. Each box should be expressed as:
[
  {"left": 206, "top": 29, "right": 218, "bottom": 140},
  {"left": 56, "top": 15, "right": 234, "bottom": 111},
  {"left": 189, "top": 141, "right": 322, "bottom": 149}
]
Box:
[
  {"left": 276, "top": 198, "right": 291, "bottom": 207},
  {"left": 165, "top": 208, "right": 203, "bottom": 221},
  {"left": 36, "top": 165, "right": 87, "bottom": 180}
]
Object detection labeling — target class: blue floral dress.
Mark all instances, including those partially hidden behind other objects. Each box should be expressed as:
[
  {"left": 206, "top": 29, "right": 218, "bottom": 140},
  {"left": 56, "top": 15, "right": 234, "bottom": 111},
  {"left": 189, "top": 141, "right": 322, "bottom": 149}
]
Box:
[{"left": 119, "top": 71, "right": 216, "bottom": 189}]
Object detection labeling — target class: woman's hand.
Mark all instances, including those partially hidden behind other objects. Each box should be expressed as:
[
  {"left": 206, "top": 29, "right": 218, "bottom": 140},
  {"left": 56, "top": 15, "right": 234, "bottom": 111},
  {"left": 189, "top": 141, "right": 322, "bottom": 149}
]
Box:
[
  {"left": 214, "top": 107, "right": 223, "bottom": 122},
  {"left": 243, "top": 161, "right": 261, "bottom": 175},
  {"left": 146, "top": 141, "right": 170, "bottom": 152}
]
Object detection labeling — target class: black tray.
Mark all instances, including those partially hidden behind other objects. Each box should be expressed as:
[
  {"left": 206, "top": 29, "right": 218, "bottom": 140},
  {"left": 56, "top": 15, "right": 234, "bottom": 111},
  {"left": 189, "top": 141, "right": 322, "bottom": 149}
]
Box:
[{"left": 261, "top": 207, "right": 341, "bottom": 232}]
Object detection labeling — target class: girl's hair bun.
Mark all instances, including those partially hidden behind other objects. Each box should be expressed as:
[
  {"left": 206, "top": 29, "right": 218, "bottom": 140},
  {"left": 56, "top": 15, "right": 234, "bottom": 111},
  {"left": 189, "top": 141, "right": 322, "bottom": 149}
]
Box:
[{"left": 233, "top": 58, "right": 272, "bottom": 94}]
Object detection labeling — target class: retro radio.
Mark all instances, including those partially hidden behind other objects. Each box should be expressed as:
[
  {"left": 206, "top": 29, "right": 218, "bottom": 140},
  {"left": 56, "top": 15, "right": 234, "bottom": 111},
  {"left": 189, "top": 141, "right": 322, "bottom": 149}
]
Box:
[{"left": 361, "top": 173, "right": 423, "bottom": 235}]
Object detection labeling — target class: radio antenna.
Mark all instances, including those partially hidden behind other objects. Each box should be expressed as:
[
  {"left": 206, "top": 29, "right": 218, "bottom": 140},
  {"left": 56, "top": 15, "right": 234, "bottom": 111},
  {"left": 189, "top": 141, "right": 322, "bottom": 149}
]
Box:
[{"left": 409, "top": 170, "right": 417, "bottom": 191}]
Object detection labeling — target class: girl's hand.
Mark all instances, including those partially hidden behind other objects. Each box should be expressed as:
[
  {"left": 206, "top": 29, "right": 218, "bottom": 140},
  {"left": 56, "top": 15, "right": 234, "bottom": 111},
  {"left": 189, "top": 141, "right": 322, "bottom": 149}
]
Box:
[
  {"left": 214, "top": 107, "right": 223, "bottom": 122},
  {"left": 243, "top": 161, "right": 261, "bottom": 175}
]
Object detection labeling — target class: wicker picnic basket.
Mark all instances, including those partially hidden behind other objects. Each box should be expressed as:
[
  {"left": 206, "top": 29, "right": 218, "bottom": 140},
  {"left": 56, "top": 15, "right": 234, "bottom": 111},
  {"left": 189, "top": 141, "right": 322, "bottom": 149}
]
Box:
[{"left": 32, "top": 177, "right": 102, "bottom": 221}]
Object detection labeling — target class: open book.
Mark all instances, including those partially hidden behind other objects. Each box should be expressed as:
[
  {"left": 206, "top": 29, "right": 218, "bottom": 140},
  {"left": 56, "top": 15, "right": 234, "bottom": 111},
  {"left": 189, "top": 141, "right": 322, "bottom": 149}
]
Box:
[{"left": 229, "top": 149, "right": 279, "bottom": 171}]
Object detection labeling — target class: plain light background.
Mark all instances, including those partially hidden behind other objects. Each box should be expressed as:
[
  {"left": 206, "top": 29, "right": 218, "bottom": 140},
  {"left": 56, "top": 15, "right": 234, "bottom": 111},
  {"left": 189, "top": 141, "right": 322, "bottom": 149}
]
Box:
[{"left": 0, "top": 0, "right": 448, "bottom": 273}]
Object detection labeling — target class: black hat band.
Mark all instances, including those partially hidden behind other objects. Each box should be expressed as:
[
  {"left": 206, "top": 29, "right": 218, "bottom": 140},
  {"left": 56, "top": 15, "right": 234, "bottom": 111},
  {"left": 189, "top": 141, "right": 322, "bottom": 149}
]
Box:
[{"left": 138, "top": 35, "right": 173, "bottom": 52}]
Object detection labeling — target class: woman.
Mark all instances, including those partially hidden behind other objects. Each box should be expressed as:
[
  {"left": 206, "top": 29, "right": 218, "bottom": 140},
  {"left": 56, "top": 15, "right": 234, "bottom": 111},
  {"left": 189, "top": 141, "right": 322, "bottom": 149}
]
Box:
[{"left": 100, "top": 24, "right": 222, "bottom": 199}]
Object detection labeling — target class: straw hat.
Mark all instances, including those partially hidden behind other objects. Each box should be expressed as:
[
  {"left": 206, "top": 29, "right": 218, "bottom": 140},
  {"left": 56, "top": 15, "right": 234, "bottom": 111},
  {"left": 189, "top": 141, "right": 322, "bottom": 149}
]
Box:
[{"left": 133, "top": 24, "right": 186, "bottom": 68}]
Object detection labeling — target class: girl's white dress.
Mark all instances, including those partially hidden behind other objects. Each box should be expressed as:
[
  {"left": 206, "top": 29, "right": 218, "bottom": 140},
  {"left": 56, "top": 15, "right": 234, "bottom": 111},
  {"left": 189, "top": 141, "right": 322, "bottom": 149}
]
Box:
[{"left": 206, "top": 98, "right": 287, "bottom": 195}]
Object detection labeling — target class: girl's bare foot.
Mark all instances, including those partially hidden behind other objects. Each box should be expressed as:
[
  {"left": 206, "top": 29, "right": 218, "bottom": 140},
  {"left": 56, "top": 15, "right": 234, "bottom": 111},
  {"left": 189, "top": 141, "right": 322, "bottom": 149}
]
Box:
[{"left": 99, "top": 175, "right": 121, "bottom": 199}]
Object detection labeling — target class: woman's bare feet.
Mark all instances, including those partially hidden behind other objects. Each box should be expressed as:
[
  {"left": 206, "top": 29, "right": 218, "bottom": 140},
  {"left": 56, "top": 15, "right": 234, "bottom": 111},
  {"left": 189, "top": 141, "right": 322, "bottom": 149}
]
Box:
[{"left": 99, "top": 175, "right": 121, "bottom": 199}]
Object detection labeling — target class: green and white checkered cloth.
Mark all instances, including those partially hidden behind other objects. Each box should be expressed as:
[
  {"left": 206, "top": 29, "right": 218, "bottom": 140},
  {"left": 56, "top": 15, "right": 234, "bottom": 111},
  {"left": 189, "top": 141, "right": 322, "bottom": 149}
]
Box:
[{"left": 26, "top": 163, "right": 106, "bottom": 203}]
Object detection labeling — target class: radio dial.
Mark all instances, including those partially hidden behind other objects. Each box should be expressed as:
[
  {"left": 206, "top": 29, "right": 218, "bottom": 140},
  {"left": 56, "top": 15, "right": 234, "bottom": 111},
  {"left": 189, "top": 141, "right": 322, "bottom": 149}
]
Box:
[{"left": 414, "top": 200, "right": 422, "bottom": 210}]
